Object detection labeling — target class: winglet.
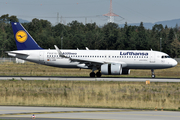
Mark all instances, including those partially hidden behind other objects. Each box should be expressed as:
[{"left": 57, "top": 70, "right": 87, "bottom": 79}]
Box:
[
  {"left": 54, "top": 45, "right": 66, "bottom": 57},
  {"left": 85, "top": 47, "right": 89, "bottom": 50}
]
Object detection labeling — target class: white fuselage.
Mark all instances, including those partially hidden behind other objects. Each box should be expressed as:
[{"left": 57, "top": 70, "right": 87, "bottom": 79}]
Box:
[{"left": 8, "top": 49, "right": 177, "bottom": 69}]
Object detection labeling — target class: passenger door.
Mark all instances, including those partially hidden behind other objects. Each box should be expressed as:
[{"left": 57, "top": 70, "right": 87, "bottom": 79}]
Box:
[
  {"left": 150, "top": 52, "right": 155, "bottom": 63},
  {"left": 39, "top": 51, "right": 44, "bottom": 64}
]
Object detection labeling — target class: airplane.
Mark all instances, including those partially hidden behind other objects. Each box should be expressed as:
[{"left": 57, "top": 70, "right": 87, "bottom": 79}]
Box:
[{"left": 7, "top": 22, "right": 178, "bottom": 78}]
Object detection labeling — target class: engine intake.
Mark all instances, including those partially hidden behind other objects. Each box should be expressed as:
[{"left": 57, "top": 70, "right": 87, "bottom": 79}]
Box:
[
  {"left": 122, "top": 69, "right": 130, "bottom": 75},
  {"left": 101, "top": 64, "right": 122, "bottom": 75}
]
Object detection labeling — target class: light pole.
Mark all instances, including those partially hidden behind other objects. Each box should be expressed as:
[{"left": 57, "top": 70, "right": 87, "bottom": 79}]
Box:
[
  {"left": 61, "top": 37, "right": 63, "bottom": 49},
  {"left": 160, "top": 38, "right": 162, "bottom": 51}
]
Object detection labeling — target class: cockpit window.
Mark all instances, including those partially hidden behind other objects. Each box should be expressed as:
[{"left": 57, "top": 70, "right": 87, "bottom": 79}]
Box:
[{"left": 161, "top": 56, "right": 171, "bottom": 58}]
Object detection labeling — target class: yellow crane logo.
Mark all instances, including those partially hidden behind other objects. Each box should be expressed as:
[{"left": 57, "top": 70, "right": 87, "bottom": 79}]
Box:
[{"left": 15, "top": 30, "right": 28, "bottom": 43}]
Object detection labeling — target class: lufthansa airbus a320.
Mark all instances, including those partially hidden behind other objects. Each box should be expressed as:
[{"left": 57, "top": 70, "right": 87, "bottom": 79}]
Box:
[{"left": 7, "top": 22, "right": 178, "bottom": 78}]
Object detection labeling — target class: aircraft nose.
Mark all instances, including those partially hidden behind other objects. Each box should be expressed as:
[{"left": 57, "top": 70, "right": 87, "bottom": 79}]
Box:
[{"left": 172, "top": 59, "right": 178, "bottom": 67}]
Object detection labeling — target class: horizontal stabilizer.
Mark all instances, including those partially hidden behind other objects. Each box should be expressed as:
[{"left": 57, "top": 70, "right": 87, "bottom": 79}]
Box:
[{"left": 6, "top": 51, "right": 29, "bottom": 56}]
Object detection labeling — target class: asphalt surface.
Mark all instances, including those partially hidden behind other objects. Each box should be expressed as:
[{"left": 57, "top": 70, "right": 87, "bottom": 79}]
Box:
[
  {"left": 0, "top": 76, "right": 180, "bottom": 82},
  {"left": 0, "top": 106, "right": 180, "bottom": 120}
]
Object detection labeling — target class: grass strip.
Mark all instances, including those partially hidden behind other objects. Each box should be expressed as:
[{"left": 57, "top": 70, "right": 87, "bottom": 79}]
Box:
[
  {"left": 0, "top": 80, "right": 180, "bottom": 110},
  {"left": 0, "top": 62, "right": 179, "bottom": 78}
]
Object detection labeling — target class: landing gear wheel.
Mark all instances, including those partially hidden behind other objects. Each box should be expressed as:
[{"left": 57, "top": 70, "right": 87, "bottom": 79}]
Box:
[
  {"left": 151, "top": 69, "right": 155, "bottom": 78},
  {"left": 90, "top": 72, "right": 95, "bottom": 77},
  {"left": 152, "top": 74, "right": 155, "bottom": 78},
  {"left": 96, "top": 71, "right": 102, "bottom": 77}
]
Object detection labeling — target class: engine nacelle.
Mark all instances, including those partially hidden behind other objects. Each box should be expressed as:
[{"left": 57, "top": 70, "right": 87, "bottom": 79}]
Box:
[
  {"left": 101, "top": 64, "right": 122, "bottom": 75},
  {"left": 122, "top": 69, "right": 130, "bottom": 75}
]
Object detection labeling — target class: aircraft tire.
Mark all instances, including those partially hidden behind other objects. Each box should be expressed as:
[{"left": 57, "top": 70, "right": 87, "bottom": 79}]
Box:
[
  {"left": 152, "top": 74, "right": 155, "bottom": 78},
  {"left": 90, "top": 72, "right": 95, "bottom": 77},
  {"left": 96, "top": 72, "right": 101, "bottom": 77}
]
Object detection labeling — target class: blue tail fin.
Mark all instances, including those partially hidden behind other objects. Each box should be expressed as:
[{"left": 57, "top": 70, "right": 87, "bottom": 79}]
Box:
[{"left": 11, "top": 22, "right": 43, "bottom": 50}]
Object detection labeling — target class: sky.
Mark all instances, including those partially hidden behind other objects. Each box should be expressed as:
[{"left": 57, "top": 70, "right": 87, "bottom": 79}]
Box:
[{"left": 0, "top": 0, "right": 180, "bottom": 25}]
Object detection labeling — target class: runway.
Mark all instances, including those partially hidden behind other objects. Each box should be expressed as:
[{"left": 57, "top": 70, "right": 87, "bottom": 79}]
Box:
[
  {"left": 0, "top": 76, "right": 180, "bottom": 82},
  {"left": 0, "top": 106, "right": 180, "bottom": 120}
]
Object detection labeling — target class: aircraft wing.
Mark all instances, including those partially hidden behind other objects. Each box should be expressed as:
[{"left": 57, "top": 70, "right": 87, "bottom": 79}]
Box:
[
  {"left": 70, "top": 57, "right": 127, "bottom": 68},
  {"left": 70, "top": 57, "right": 105, "bottom": 64},
  {"left": 54, "top": 45, "right": 127, "bottom": 68}
]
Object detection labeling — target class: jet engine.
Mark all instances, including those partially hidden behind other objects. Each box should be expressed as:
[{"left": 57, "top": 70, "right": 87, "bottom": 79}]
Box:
[
  {"left": 101, "top": 64, "right": 122, "bottom": 75},
  {"left": 122, "top": 69, "right": 130, "bottom": 75}
]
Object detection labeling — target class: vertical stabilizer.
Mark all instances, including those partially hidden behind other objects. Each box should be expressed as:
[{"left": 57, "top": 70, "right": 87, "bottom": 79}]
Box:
[{"left": 11, "top": 22, "right": 43, "bottom": 50}]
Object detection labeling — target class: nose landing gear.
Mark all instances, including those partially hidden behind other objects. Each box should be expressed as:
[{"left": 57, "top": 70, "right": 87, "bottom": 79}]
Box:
[{"left": 151, "top": 69, "right": 155, "bottom": 78}]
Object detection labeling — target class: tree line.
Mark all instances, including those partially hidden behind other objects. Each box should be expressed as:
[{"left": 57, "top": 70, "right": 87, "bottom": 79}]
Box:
[{"left": 0, "top": 14, "right": 180, "bottom": 57}]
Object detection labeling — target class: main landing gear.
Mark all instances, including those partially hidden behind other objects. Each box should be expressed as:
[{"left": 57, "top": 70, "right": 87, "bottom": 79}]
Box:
[
  {"left": 90, "top": 71, "right": 102, "bottom": 77},
  {"left": 96, "top": 71, "right": 101, "bottom": 77},
  {"left": 90, "top": 72, "right": 95, "bottom": 77},
  {"left": 151, "top": 69, "right": 155, "bottom": 78}
]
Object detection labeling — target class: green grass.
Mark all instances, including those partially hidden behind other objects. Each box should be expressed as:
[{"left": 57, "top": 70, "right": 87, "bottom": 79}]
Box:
[
  {"left": 0, "top": 62, "right": 179, "bottom": 78},
  {"left": 0, "top": 80, "right": 180, "bottom": 110}
]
